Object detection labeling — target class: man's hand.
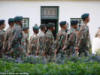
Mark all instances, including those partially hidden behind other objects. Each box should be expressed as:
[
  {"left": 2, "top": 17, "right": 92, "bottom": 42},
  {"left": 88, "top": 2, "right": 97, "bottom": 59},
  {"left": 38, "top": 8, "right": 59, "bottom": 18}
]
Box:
[
  {"left": 36, "top": 50, "right": 39, "bottom": 56},
  {"left": 75, "top": 47, "right": 79, "bottom": 52},
  {"left": 54, "top": 49, "right": 58, "bottom": 55},
  {"left": 62, "top": 45, "right": 66, "bottom": 51}
]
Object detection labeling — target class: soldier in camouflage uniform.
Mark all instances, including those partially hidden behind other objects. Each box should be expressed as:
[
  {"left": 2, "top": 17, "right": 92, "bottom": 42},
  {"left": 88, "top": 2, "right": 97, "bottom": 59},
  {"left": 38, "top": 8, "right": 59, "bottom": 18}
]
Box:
[
  {"left": 95, "top": 27, "right": 100, "bottom": 38},
  {"left": 21, "top": 26, "right": 29, "bottom": 56},
  {"left": 4, "top": 18, "right": 15, "bottom": 56},
  {"left": 68, "top": 20, "right": 80, "bottom": 56},
  {"left": 39, "top": 24, "right": 47, "bottom": 56},
  {"left": 45, "top": 23, "right": 55, "bottom": 58},
  {"left": 55, "top": 21, "right": 69, "bottom": 58},
  {"left": 78, "top": 13, "right": 91, "bottom": 56},
  {"left": 11, "top": 16, "right": 24, "bottom": 58},
  {"left": 0, "top": 20, "right": 6, "bottom": 58},
  {"left": 29, "top": 24, "right": 39, "bottom": 56}
]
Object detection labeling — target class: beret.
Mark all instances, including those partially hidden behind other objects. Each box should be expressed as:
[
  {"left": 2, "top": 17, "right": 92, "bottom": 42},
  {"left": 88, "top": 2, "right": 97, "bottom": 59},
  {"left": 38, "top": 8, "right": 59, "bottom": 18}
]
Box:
[
  {"left": 33, "top": 24, "right": 39, "bottom": 30},
  {"left": 14, "top": 16, "right": 23, "bottom": 22},
  {"left": 0, "top": 20, "right": 5, "bottom": 25},
  {"left": 60, "top": 21, "right": 68, "bottom": 26},
  {"left": 81, "top": 13, "right": 89, "bottom": 20},
  {"left": 60, "top": 21, "right": 66, "bottom": 26},
  {"left": 8, "top": 18, "right": 14, "bottom": 23},
  {"left": 71, "top": 20, "right": 78, "bottom": 26}
]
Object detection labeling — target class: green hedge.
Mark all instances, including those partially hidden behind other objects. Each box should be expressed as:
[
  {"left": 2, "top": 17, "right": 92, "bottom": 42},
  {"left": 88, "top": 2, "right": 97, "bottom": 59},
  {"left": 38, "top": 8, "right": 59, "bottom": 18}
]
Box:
[{"left": 0, "top": 60, "right": 100, "bottom": 75}]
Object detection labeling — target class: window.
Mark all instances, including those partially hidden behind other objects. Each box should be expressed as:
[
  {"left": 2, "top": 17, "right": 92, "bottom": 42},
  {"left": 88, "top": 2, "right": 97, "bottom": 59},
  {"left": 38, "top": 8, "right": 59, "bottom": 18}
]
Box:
[
  {"left": 22, "top": 18, "right": 29, "bottom": 27},
  {"left": 41, "top": 6, "right": 59, "bottom": 19}
]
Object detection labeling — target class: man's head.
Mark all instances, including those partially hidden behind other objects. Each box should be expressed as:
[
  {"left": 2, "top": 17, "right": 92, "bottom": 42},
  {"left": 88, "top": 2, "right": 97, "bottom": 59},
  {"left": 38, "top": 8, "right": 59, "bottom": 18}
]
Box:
[
  {"left": 33, "top": 24, "right": 39, "bottom": 34},
  {"left": 40, "top": 24, "right": 47, "bottom": 32},
  {"left": 71, "top": 20, "right": 78, "bottom": 29},
  {"left": 48, "top": 23, "right": 55, "bottom": 32},
  {"left": 81, "top": 13, "right": 90, "bottom": 23},
  {"left": 14, "top": 16, "right": 23, "bottom": 26},
  {"left": 23, "top": 26, "right": 29, "bottom": 34},
  {"left": 0, "top": 20, "right": 5, "bottom": 30},
  {"left": 8, "top": 18, "right": 15, "bottom": 27},
  {"left": 98, "top": 27, "right": 100, "bottom": 33},
  {"left": 60, "top": 21, "right": 68, "bottom": 30}
]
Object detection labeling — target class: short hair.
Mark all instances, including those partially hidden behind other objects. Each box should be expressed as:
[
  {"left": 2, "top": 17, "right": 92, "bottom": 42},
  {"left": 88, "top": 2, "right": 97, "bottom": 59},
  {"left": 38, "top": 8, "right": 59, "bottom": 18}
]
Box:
[{"left": 40, "top": 24, "right": 46, "bottom": 30}]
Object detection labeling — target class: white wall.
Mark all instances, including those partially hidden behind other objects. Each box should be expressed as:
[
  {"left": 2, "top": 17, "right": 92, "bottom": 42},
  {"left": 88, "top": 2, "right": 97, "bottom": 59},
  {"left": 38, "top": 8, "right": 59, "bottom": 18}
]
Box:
[{"left": 0, "top": 1, "right": 100, "bottom": 41}]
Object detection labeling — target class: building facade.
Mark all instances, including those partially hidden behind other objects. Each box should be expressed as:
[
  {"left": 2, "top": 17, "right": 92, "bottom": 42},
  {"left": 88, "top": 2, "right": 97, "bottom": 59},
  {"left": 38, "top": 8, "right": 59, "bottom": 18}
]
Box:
[{"left": 0, "top": 0, "right": 100, "bottom": 41}]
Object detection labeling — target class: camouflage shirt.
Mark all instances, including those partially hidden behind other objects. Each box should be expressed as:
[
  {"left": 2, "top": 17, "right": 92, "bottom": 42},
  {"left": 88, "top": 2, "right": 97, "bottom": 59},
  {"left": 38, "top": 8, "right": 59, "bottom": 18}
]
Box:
[
  {"left": 29, "top": 33, "right": 39, "bottom": 55},
  {"left": 12, "top": 24, "right": 23, "bottom": 48},
  {"left": 56, "top": 29, "right": 68, "bottom": 51},
  {"left": 68, "top": 27, "right": 80, "bottom": 55},
  {"left": 4, "top": 27, "right": 14, "bottom": 51},
  {"left": 45, "top": 30, "right": 54, "bottom": 55},
  {"left": 11, "top": 24, "right": 23, "bottom": 57},
  {"left": 0, "top": 30, "right": 5, "bottom": 50},
  {"left": 78, "top": 22, "right": 91, "bottom": 51},
  {"left": 38, "top": 31, "right": 46, "bottom": 54},
  {"left": 21, "top": 31, "right": 29, "bottom": 53}
]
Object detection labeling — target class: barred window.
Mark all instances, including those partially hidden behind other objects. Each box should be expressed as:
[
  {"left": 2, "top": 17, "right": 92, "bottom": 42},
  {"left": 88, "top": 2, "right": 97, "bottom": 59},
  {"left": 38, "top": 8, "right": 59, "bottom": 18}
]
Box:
[
  {"left": 41, "top": 6, "right": 58, "bottom": 19},
  {"left": 22, "top": 18, "right": 29, "bottom": 27}
]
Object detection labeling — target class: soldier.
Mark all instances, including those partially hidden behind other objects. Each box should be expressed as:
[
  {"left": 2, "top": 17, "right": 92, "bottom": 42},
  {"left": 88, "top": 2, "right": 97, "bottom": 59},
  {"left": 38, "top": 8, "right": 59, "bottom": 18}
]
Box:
[
  {"left": 68, "top": 20, "right": 79, "bottom": 56},
  {"left": 0, "top": 20, "right": 6, "bottom": 58},
  {"left": 11, "top": 16, "right": 24, "bottom": 58},
  {"left": 39, "top": 24, "right": 47, "bottom": 56},
  {"left": 78, "top": 13, "right": 91, "bottom": 56},
  {"left": 45, "top": 23, "right": 55, "bottom": 58},
  {"left": 21, "top": 26, "right": 29, "bottom": 56},
  {"left": 39, "top": 24, "right": 47, "bottom": 35},
  {"left": 29, "top": 24, "right": 39, "bottom": 56},
  {"left": 92, "top": 27, "right": 100, "bottom": 54},
  {"left": 55, "top": 21, "right": 68, "bottom": 57},
  {"left": 95, "top": 27, "right": 100, "bottom": 38},
  {"left": 4, "top": 18, "right": 15, "bottom": 55}
]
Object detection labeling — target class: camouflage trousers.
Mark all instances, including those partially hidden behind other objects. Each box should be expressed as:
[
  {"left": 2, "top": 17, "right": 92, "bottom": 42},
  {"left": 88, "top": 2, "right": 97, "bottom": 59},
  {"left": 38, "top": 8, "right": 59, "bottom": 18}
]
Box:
[
  {"left": 29, "top": 46, "right": 38, "bottom": 55},
  {"left": 39, "top": 48, "right": 45, "bottom": 56},
  {"left": 79, "top": 49, "right": 89, "bottom": 56},
  {"left": 12, "top": 45, "right": 25, "bottom": 58},
  {"left": 0, "top": 48, "right": 3, "bottom": 58},
  {"left": 56, "top": 49, "right": 67, "bottom": 58}
]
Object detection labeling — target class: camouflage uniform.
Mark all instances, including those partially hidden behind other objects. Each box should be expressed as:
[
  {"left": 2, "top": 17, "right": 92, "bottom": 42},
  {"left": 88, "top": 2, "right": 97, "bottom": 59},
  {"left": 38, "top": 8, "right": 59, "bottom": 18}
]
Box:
[
  {"left": 0, "top": 30, "right": 5, "bottom": 57},
  {"left": 0, "top": 20, "right": 5, "bottom": 57},
  {"left": 78, "top": 22, "right": 91, "bottom": 56},
  {"left": 68, "top": 28, "right": 79, "bottom": 56},
  {"left": 45, "top": 30, "right": 55, "bottom": 57},
  {"left": 39, "top": 31, "right": 46, "bottom": 56},
  {"left": 56, "top": 29, "right": 68, "bottom": 57},
  {"left": 21, "top": 31, "right": 29, "bottom": 55},
  {"left": 11, "top": 24, "right": 23, "bottom": 58},
  {"left": 29, "top": 34, "right": 39, "bottom": 55},
  {"left": 4, "top": 27, "right": 14, "bottom": 55}
]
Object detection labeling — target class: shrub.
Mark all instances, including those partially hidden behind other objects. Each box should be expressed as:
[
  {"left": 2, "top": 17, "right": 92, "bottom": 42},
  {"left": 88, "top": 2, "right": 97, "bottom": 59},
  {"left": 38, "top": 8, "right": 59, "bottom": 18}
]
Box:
[
  {"left": 96, "top": 49, "right": 100, "bottom": 56},
  {"left": 0, "top": 57, "right": 100, "bottom": 75}
]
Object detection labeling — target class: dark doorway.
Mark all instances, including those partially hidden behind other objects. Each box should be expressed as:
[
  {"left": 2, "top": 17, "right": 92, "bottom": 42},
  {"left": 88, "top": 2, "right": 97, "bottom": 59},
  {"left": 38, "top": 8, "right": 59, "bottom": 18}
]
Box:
[{"left": 41, "top": 6, "right": 59, "bottom": 39}]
